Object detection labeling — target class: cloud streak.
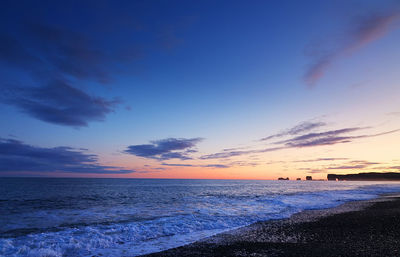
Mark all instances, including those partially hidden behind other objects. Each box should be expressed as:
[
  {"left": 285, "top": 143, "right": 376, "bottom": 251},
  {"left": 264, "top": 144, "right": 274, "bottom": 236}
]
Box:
[
  {"left": 301, "top": 160, "right": 382, "bottom": 174},
  {"left": 200, "top": 147, "right": 284, "bottom": 160},
  {"left": 293, "top": 157, "right": 349, "bottom": 163},
  {"left": 1, "top": 80, "right": 118, "bottom": 127},
  {"left": 279, "top": 128, "right": 399, "bottom": 148},
  {"left": 201, "top": 124, "right": 400, "bottom": 160},
  {"left": 0, "top": 138, "right": 134, "bottom": 174},
  {"left": 305, "top": 9, "right": 400, "bottom": 86},
  {"left": 124, "top": 138, "right": 203, "bottom": 161},
  {"left": 276, "top": 127, "right": 366, "bottom": 147},
  {"left": 261, "top": 121, "right": 326, "bottom": 141},
  {"left": 161, "top": 163, "right": 230, "bottom": 168}
]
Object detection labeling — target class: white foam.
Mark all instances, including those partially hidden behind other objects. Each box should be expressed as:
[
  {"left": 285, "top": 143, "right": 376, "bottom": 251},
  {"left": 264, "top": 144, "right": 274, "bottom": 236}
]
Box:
[{"left": 1, "top": 181, "right": 400, "bottom": 256}]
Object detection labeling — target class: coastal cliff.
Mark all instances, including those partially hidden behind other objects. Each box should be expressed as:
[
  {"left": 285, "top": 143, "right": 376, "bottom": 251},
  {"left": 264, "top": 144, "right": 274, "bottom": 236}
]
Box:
[{"left": 327, "top": 172, "right": 400, "bottom": 181}]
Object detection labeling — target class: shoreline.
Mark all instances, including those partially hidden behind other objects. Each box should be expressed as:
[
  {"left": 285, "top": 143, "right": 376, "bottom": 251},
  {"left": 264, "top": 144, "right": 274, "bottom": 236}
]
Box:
[{"left": 142, "top": 193, "right": 400, "bottom": 256}]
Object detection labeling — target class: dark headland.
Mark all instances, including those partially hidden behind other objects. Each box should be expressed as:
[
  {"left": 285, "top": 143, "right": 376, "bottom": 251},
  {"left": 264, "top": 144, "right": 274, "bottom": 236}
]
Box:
[
  {"left": 328, "top": 172, "right": 400, "bottom": 181},
  {"left": 142, "top": 194, "right": 400, "bottom": 257}
]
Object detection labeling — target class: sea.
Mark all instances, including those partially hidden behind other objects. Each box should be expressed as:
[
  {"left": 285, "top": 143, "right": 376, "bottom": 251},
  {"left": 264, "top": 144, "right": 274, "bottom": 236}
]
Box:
[{"left": 1, "top": 178, "right": 400, "bottom": 257}]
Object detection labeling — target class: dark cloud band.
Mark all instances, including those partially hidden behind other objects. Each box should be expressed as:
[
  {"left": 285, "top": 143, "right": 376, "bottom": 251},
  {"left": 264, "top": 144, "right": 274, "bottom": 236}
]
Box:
[
  {"left": 1, "top": 80, "right": 118, "bottom": 127},
  {"left": 124, "top": 137, "right": 203, "bottom": 160},
  {"left": 0, "top": 138, "right": 134, "bottom": 174}
]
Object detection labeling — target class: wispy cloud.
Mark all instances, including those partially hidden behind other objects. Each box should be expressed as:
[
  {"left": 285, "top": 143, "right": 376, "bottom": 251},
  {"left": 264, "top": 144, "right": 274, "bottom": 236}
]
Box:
[
  {"left": 372, "top": 165, "right": 400, "bottom": 171},
  {"left": 0, "top": 138, "right": 134, "bottom": 174},
  {"left": 276, "top": 127, "right": 366, "bottom": 147},
  {"left": 201, "top": 123, "right": 400, "bottom": 160},
  {"left": 124, "top": 138, "right": 203, "bottom": 161},
  {"left": 161, "top": 163, "right": 230, "bottom": 168},
  {"left": 261, "top": 121, "right": 326, "bottom": 141},
  {"left": 227, "top": 160, "right": 260, "bottom": 167},
  {"left": 326, "top": 164, "right": 372, "bottom": 170},
  {"left": 304, "top": 9, "right": 400, "bottom": 86},
  {"left": 298, "top": 168, "right": 326, "bottom": 174},
  {"left": 200, "top": 147, "right": 284, "bottom": 160},
  {"left": 1, "top": 80, "right": 118, "bottom": 127},
  {"left": 300, "top": 160, "right": 382, "bottom": 174},
  {"left": 293, "top": 157, "right": 349, "bottom": 163},
  {"left": 278, "top": 128, "right": 399, "bottom": 148}
]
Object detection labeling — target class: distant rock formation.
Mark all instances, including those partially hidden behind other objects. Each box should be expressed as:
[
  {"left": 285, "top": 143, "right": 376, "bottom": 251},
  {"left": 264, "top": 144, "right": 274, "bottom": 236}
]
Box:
[
  {"left": 327, "top": 172, "right": 400, "bottom": 181},
  {"left": 306, "top": 176, "right": 312, "bottom": 181},
  {"left": 278, "top": 177, "right": 289, "bottom": 180}
]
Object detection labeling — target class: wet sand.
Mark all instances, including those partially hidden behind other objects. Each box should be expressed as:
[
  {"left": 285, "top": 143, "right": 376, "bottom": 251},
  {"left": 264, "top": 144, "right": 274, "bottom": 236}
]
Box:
[{"left": 142, "top": 194, "right": 400, "bottom": 257}]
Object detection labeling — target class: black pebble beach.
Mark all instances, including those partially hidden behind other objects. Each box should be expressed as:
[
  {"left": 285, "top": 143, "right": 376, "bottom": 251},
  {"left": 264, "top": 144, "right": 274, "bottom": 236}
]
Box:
[{"left": 142, "top": 195, "right": 400, "bottom": 257}]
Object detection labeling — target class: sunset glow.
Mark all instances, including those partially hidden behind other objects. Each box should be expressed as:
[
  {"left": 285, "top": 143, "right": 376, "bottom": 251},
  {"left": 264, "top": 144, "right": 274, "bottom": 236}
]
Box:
[{"left": 0, "top": 0, "right": 399, "bottom": 180}]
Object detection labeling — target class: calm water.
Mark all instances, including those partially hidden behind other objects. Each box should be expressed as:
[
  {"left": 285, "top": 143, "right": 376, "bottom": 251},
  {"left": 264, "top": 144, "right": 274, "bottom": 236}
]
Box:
[{"left": 1, "top": 178, "right": 400, "bottom": 256}]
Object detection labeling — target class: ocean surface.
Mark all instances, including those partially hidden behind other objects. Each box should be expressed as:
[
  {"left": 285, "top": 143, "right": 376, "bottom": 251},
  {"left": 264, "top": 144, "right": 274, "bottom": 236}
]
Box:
[{"left": 1, "top": 178, "right": 400, "bottom": 257}]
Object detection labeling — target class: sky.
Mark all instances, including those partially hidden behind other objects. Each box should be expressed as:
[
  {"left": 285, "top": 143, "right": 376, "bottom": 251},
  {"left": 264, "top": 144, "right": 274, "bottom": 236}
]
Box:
[{"left": 0, "top": 0, "right": 400, "bottom": 180}]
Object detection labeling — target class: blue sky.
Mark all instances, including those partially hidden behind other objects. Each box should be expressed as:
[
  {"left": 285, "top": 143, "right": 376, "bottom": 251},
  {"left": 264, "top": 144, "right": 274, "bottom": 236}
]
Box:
[{"left": 0, "top": 0, "right": 400, "bottom": 179}]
